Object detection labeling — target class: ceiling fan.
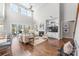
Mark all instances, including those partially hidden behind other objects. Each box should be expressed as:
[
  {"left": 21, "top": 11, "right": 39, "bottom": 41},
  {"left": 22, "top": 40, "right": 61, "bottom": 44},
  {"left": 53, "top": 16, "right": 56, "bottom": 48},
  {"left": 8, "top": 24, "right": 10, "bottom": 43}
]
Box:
[{"left": 29, "top": 4, "right": 34, "bottom": 12}]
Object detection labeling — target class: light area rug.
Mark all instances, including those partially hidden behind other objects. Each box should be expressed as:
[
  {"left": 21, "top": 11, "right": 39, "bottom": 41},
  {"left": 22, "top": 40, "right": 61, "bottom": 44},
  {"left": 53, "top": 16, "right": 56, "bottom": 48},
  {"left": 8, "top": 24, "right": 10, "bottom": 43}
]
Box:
[{"left": 33, "top": 37, "right": 47, "bottom": 46}]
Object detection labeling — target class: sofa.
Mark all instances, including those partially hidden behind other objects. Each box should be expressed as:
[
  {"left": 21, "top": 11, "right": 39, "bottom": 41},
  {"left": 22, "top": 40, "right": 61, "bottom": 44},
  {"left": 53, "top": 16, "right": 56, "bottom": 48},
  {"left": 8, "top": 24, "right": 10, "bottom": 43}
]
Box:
[{"left": 18, "top": 33, "right": 34, "bottom": 44}]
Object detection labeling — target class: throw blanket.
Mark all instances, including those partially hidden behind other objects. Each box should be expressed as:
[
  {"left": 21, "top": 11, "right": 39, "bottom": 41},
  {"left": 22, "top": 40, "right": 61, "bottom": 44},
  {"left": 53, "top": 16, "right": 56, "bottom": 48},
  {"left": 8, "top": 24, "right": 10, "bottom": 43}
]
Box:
[{"left": 63, "top": 41, "right": 73, "bottom": 54}]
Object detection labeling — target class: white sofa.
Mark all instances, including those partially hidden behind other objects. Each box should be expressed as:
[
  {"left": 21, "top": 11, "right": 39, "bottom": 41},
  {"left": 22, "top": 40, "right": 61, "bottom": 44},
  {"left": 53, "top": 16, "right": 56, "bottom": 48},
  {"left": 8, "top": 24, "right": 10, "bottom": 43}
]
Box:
[{"left": 18, "top": 33, "right": 34, "bottom": 44}]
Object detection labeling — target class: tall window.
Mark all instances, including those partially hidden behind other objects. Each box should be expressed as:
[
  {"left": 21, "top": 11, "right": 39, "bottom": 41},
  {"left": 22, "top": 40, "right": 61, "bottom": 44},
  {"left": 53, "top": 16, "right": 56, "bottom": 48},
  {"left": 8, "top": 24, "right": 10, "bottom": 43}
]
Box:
[
  {"left": 9, "top": 4, "right": 32, "bottom": 17},
  {"left": 10, "top": 4, "right": 18, "bottom": 12},
  {"left": 0, "top": 24, "right": 4, "bottom": 33},
  {"left": 27, "top": 10, "right": 32, "bottom": 16},
  {"left": 0, "top": 3, "right": 5, "bottom": 18},
  {"left": 20, "top": 7, "right": 27, "bottom": 16}
]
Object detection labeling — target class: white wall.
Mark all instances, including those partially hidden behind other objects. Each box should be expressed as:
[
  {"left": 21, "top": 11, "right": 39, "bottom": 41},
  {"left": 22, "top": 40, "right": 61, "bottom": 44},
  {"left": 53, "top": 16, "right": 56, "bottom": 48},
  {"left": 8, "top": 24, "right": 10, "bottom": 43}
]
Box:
[
  {"left": 33, "top": 3, "right": 77, "bottom": 39},
  {"left": 60, "top": 3, "right": 77, "bottom": 38},
  {"left": 63, "top": 21, "right": 75, "bottom": 38},
  {"left": 4, "top": 4, "right": 33, "bottom": 34},
  {"left": 2, "top": 3, "right": 77, "bottom": 39},
  {"left": 33, "top": 3, "right": 60, "bottom": 39},
  {"left": 63, "top": 3, "right": 77, "bottom": 21}
]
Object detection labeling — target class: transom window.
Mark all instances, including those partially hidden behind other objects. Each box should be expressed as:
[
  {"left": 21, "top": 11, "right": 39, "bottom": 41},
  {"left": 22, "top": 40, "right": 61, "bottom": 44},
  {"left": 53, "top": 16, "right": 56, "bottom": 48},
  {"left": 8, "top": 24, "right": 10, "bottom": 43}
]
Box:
[
  {"left": 9, "top": 4, "right": 32, "bottom": 17},
  {"left": 10, "top": 4, "right": 18, "bottom": 13}
]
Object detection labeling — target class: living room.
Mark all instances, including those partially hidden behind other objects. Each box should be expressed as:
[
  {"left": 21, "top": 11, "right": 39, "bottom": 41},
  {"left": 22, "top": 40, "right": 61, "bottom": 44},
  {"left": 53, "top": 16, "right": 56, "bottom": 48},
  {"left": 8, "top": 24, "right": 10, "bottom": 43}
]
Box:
[{"left": 0, "top": 3, "right": 78, "bottom": 56}]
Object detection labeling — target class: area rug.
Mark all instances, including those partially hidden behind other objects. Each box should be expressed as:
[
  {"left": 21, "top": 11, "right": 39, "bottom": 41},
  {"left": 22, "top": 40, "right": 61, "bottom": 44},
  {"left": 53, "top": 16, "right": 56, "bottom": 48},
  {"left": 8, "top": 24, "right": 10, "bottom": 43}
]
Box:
[{"left": 33, "top": 37, "right": 47, "bottom": 46}]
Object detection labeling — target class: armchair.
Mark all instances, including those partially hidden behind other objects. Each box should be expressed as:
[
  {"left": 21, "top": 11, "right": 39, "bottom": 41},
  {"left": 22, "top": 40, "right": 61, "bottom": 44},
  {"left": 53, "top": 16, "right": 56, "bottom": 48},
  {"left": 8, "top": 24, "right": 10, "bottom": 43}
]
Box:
[{"left": 0, "top": 35, "right": 12, "bottom": 56}]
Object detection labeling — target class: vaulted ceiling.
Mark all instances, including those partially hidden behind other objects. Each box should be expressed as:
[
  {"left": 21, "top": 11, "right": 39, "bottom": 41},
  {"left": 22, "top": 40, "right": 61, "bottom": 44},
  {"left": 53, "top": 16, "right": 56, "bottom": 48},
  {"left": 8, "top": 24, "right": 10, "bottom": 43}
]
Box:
[{"left": 20, "top": 3, "right": 47, "bottom": 11}]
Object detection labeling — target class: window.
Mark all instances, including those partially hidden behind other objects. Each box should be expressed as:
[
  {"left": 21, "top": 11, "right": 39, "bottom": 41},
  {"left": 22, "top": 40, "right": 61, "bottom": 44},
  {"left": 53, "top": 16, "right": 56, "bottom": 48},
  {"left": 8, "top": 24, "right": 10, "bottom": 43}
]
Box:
[
  {"left": 20, "top": 7, "right": 32, "bottom": 16},
  {"left": 10, "top": 4, "right": 18, "bottom": 12},
  {"left": 27, "top": 10, "right": 32, "bottom": 16},
  {"left": 9, "top": 4, "right": 32, "bottom": 17},
  {"left": 20, "top": 7, "right": 27, "bottom": 16},
  {"left": 0, "top": 3, "right": 5, "bottom": 18},
  {"left": 0, "top": 24, "right": 4, "bottom": 33}
]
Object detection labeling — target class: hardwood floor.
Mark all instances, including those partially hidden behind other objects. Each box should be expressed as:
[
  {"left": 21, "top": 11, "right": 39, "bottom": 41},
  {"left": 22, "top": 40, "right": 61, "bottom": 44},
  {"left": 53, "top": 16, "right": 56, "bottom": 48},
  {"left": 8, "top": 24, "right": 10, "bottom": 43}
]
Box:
[
  {"left": 0, "top": 37, "right": 74, "bottom": 56},
  {"left": 12, "top": 37, "right": 60, "bottom": 56}
]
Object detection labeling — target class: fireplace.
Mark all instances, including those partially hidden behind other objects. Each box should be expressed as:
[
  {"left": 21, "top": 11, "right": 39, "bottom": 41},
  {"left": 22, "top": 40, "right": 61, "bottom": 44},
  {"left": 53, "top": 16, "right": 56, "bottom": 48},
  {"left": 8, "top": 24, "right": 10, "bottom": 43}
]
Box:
[{"left": 39, "top": 31, "right": 44, "bottom": 37}]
